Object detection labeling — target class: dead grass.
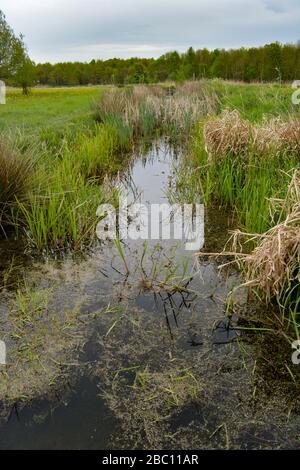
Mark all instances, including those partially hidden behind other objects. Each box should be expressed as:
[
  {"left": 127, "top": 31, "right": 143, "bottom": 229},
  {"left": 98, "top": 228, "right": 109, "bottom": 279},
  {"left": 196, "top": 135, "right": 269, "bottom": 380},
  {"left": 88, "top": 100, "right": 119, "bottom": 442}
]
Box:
[
  {"left": 203, "top": 110, "right": 300, "bottom": 161},
  {"left": 95, "top": 84, "right": 218, "bottom": 138},
  {"left": 255, "top": 117, "right": 300, "bottom": 156},
  {"left": 231, "top": 170, "right": 300, "bottom": 314},
  {"left": 204, "top": 110, "right": 252, "bottom": 161}
]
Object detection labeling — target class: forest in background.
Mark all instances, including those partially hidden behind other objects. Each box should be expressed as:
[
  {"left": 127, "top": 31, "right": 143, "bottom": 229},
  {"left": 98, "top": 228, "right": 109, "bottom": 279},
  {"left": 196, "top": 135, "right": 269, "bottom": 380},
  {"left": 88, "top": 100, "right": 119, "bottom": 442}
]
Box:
[{"left": 33, "top": 43, "right": 300, "bottom": 86}]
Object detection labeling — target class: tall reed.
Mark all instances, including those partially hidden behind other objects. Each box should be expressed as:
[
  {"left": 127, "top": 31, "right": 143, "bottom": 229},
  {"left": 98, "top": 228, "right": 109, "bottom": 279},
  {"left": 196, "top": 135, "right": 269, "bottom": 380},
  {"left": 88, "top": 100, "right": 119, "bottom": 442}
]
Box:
[{"left": 94, "top": 83, "right": 218, "bottom": 140}]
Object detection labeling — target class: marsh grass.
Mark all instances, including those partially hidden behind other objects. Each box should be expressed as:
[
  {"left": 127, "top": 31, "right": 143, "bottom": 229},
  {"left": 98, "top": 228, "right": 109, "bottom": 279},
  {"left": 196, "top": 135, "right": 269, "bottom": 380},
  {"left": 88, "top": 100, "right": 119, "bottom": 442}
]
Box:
[
  {"left": 191, "top": 111, "right": 300, "bottom": 234},
  {"left": 230, "top": 171, "right": 300, "bottom": 329},
  {"left": 204, "top": 110, "right": 300, "bottom": 161},
  {"left": 0, "top": 138, "right": 37, "bottom": 230},
  {"left": 95, "top": 83, "right": 218, "bottom": 141},
  {"left": 5, "top": 82, "right": 298, "bottom": 255},
  {"left": 11, "top": 120, "right": 130, "bottom": 252},
  {"left": 66, "top": 124, "right": 129, "bottom": 179},
  {"left": 16, "top": 165, "right": 113, "bottom": 252}
]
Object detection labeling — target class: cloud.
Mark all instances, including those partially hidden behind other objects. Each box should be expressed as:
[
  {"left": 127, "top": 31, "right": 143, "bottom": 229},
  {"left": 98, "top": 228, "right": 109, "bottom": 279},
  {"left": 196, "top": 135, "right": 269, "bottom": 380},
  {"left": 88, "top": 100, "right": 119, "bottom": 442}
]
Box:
[
  {"left": 263, "top": 0, "right": 299, "bottom": 14},
  {"left": 264, "top": 1, "right": 285, "bottom": 13},
  {"left": 1, "top": 0, "right": 300, "bottom": 63}
]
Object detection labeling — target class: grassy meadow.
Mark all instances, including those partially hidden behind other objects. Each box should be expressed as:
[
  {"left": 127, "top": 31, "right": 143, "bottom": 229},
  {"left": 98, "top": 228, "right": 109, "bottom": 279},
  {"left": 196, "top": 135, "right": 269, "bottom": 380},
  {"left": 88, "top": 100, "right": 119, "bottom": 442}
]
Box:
[{"left": 0, "top": 86, "right": 102, "bottom": 132}]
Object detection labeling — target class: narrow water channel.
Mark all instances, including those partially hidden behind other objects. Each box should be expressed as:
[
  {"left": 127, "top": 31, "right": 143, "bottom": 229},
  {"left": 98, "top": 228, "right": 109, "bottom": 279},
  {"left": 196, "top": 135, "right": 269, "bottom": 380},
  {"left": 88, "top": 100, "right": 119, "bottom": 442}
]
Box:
[{"left": 0, "top": 141, "right": 299, "bottom": 449}]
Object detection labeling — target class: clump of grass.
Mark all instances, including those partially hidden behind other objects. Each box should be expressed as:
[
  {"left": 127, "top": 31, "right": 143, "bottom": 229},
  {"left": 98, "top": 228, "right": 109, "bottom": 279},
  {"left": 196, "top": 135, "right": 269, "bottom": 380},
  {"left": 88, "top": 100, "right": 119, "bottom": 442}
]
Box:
[
  {"left": 95, "top": 87, "right": 158, "bottom": 138},
  {"left": 194, "top": 111, "right": 300, "bottom": 233},
  {"left": 233, "top": 171, "right": 300, "bottom": 311},
  {"left": 94, "top": 88, "right": 129, "bottom": 120},
  {"left": 204, "top": 110, "right": 300, "bottom": 161},
  {"left": 95, "top": 84, "right": 218, "bottom": 141},
  {"left": 255, "top": 117, "right": 300, "bottom": 156},
  {"left": 67, "top": 124, "right": 127, "bottom": 179},
  {"left": 204, "top": 110, "right": 252, "bottom": 161},
  {"left": 15, "top": 147, "right": 119, "bottom": 252},
  {"left": 0, "top": 138, "right": 36, "bottom": 228}
]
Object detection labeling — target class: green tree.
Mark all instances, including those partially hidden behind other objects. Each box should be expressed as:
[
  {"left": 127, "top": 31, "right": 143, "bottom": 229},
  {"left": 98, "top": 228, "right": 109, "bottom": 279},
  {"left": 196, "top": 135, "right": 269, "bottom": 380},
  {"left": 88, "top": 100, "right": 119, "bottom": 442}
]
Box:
[
  {"left": 13, "top": 38, "right": 35, "bottom": 94},
  {"left": 0, "top": 10, "right": 31, "bottom": 92}
]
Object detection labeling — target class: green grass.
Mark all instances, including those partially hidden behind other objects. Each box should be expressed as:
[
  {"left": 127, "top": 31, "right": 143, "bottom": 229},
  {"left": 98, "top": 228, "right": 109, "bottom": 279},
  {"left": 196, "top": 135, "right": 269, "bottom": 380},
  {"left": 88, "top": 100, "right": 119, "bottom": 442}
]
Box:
[
  {"left": 207, "top": 80, "right": 300, "bottom": 122},
  {"left": 186, "top": 82, "right": 300, "bottom": 235},
  {"left": 192, "top": 142, "right": 297, "bottom": 234},
  {"left": 0, "top": 87, "right": 104, "bottom": 133},
  {"left": 13, "top": 121, "right": 129, "bottom": 252},
  {"left": 0, "top": 86, "right": 129, "bottom": 252},
  {"left": 2, "top": 81, "right": 299, "bottom": 252}
]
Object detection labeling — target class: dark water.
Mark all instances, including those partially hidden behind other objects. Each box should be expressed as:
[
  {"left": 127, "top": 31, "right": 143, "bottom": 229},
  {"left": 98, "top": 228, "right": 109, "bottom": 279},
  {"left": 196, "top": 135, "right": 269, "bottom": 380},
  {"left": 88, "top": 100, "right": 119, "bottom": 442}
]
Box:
[
  {"left": 0, "top": 141, "right": 299, "bottom": 450},
  {"left": 0, "top": 378, "right": 114, "bottom": 450}
]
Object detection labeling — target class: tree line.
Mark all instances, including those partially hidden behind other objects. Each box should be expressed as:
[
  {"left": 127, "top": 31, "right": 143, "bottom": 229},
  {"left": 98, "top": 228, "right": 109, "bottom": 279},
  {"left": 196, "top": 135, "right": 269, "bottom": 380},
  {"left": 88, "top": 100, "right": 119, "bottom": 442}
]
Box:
[{"left": 33, "top": 43, "right": 300, "bottom": 86}]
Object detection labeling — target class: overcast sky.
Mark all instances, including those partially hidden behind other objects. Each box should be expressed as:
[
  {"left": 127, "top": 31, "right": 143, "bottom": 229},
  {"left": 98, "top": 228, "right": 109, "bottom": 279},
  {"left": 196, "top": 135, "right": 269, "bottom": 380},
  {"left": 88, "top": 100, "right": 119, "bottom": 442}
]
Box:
[{"left": 1, "top": 0, "right": 300, "bottom": 63}]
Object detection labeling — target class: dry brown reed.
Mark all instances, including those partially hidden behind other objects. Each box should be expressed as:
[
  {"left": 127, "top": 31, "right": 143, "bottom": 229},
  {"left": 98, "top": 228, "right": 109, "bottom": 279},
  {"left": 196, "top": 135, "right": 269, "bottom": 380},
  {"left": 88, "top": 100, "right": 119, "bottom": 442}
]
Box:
[
  {"left": 203, "top": 110, "right": 252, "bottom": 161},
  {"left": 95, "top": 83, "right": 218, "bottom": 136},
  {"left": 232, "top": 170, "right": 300, "bottom": 307},
  {"left": 204, "top": 110, "right": 300, "bottom": 161}
]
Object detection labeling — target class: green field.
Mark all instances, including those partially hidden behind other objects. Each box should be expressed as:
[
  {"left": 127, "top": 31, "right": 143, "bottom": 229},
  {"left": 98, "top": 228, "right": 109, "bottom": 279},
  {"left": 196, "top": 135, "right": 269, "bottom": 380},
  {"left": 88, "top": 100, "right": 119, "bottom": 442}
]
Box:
[
  {"left": 1, "top": 82, "right": 297, "bottom": 132},
  {"left": 0, "top": 87, "right": 103, "bottom": 133}
]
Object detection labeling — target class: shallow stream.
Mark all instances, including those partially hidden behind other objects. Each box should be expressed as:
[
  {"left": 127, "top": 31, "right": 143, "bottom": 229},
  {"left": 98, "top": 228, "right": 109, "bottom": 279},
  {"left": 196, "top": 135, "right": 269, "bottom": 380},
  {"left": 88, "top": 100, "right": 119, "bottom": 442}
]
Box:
[{"left": 0, "top": 141, "right": 299, "bottom": 449}]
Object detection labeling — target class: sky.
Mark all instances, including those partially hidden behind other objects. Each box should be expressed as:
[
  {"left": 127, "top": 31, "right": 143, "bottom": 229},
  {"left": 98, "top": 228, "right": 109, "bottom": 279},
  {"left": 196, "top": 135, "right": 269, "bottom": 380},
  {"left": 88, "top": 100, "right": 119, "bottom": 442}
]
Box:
[{"left": 1, "top": 0, "right": 300, "bottom": 63}]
